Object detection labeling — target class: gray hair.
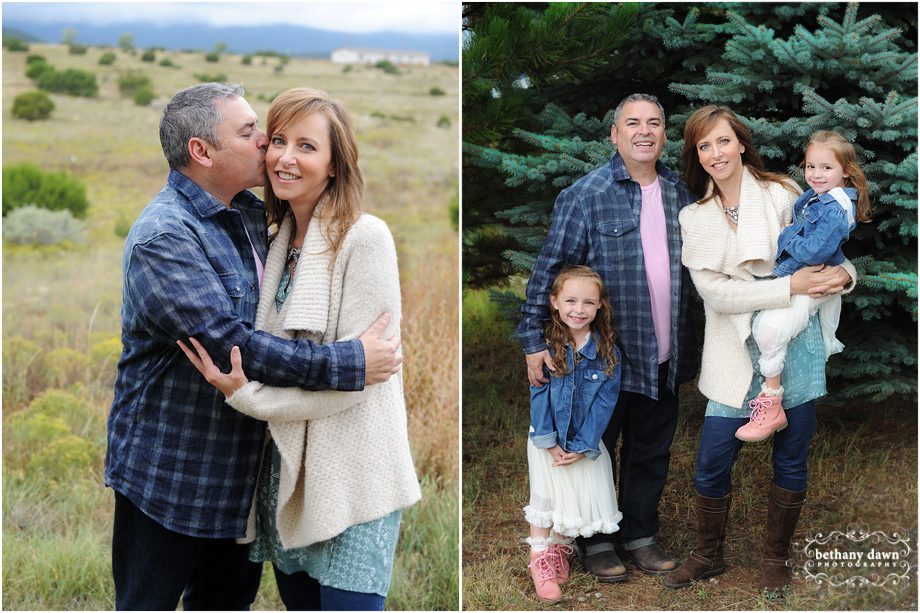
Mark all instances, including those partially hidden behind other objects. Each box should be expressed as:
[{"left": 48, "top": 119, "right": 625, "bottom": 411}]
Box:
[
  {"left": 612, "top": 93, "right": 666, "bottom": 124},
  {"left": 159, "top": 82, "right": 245, "bottom": 170}
]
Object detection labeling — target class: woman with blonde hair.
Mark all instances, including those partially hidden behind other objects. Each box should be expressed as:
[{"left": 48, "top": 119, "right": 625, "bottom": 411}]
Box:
[
  {"left": 664, "top": 105, "right": 855, "bottom": 596},
  {"left": 181, "top": 87, "right": 421, "bottom": 610}
]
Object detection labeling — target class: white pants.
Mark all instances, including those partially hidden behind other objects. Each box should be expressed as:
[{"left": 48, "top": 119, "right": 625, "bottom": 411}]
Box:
[{"left": 752, "top": 294, "right": 844, "bottom": 378}]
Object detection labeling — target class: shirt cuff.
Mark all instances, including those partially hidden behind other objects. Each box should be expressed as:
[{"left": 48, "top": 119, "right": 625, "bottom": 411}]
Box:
[
  {"left": 530, "top": 431, "right": 558, "bottom": 449},
  {"left": 330, "top": 339, "right": 365, "bottom": 391}
]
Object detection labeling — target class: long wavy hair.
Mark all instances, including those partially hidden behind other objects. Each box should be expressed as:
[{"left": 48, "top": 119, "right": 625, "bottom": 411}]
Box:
[
  {"left": 804, "top": 130, "right": 873, "bottom": 222},
  {"left": 264, "top": 88, "right": 363, "bottom": 255},
  {"left": 681, "top": 105, "right": 798, "bottom": 203},
  {"left": 544, "top": 266, "right": 619, "bottom": 377}
]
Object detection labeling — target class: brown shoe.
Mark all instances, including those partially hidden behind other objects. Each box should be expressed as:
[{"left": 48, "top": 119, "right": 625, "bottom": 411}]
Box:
[
  {"left": 760, "top": 484, "right": 806, "bottom": 595},
  {"left": 574, "top": 542, "right": 627, "bottom": 583},
  {"left": 664, "top": 493, "right": 731, "bottom": 589},
  {"left": 621, "top": 542, "right": 677, "bottom": 575}
]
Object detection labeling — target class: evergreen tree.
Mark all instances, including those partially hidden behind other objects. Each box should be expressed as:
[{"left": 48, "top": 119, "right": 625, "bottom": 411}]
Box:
[{"left": 463, "top": 2, "right": 918, "bottom": 402}]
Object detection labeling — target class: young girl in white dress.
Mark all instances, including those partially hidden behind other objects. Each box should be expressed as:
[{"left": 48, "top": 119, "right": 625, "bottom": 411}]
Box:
[{"left": 524, "top": 265, "right": 622, "bottom": 603}]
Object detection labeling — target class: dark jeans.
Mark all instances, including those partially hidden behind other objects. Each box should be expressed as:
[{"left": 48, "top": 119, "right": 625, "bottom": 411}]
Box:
[
  {"left": 273, "top": 566, "right": 385, "bottom": 611},
  {"left": 694, "top": 401, "right": 817, "bottom": 497},
  {"left": 112, "top": 492, "right": 262, "bottom": 610},
  {"left": 581, "top": 361, "right": 679, "bottom": 549}
]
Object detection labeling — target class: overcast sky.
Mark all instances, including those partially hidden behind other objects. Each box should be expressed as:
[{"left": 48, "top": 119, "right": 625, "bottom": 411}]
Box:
[{"left": 2, "top": 1, "right": 460, "bottom": 34}]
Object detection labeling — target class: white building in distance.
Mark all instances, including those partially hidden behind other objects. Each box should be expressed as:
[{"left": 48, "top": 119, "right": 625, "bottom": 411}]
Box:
[{"left": 330, "top": 48, "right": 431, "bottom": 66}]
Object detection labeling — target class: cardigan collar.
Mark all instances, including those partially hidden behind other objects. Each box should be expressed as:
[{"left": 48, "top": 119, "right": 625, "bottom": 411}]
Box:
[
  {"left": 682, "top": 166, "right": 780, "bottom": 277},
  {"left": 255, "top": 211, "right": 334, "bottom": 339}
]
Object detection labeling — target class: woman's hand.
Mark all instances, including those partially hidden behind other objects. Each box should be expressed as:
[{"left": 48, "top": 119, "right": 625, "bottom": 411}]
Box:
[
  {"left": 177, "top": 337, "right": 249, "bottom": 397},
  {"left": 790, "top": 265, "right": 853, "bottom": 297},
  {"left": 546, "top": 445, "right": 585, "bottom": 466}
]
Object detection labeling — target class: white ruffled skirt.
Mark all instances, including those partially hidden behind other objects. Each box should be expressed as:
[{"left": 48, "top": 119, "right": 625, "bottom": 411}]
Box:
[{"left": 524, "top": 433, "right": 622, "bottom": 538}]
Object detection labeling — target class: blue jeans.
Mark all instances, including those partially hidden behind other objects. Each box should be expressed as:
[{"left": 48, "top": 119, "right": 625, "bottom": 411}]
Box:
[
  {"left": 112, "top": 492, "right": 262, "bottom": 610},
  {"left": 580, "top": 361, "right": 679, "bottom": 550},
  {"left": 694, "top": 401, "right": 816, "bottom": 497},
  {"left": 272, "top": 566, "right": 385, "bottom": 611}
]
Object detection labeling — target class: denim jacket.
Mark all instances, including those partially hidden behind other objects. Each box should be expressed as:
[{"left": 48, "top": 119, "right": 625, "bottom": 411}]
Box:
[
  {"left": 529, "top": 335, "right": 621, "bottom": 460},
  {"left": 774, "top": 187, "right": 857, "bottom": 277}
]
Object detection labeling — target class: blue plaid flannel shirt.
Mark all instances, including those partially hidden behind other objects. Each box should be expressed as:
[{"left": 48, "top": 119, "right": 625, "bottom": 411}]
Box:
[
  {"left": 106, "top": 170, "right": 365, "bottom": 538},
  {"left": 518, "top": 154, "right": 700, "bottom": 399}
]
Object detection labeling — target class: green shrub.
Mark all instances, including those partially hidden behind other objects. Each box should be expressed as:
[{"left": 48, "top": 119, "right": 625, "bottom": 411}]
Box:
[
  {"left": 68, "top": 43, "right": 88, "bottom": 55},
  {"left": 2, "top": 206, "right": 87, "bottom": 245},
  {"left": 158, "top": 57, "right": 178, "bottom": 68},
  {"left": 117, "top": 70, "right": 151, "bottom": 97},
  {"left": 437, "top": 115, "right": 451, "bottom": 128},
  {"left": 90, "top": 337, "right": 122, "bottom": 366},
  {"left": 141, "top": 49, "right": 155, "bottom": 62},
  {"left": 26, "top": 54, "right": 46, "bottom": 64},
  {"left": 37, "top": 67, "right": 98, "bottom": 97},
  {"left": 2, "top": 164, "right": 90, "bottom": 218},
  {"left": 27, "top": 435, "right": 100, "bottom": 482},
  {"left": 12, "top": 91, "right": 55, "bottom": 121},
  {"left": 6, "top": 413, "right": 70, "bottom": 457},
  {"left": 24, "top": 389, "right": 100, "bottom": 437},
  {"left": 429, "top": 86, "right": 446, "bottom": 96},
  {"left": 133, "top": 86, "right": 155, "bottom": 106},
  {"left": 5, "top": 38, "right": 29, "bottom": 52},
  {"left": 375, "top": 59, "right": 400, "bottom": 75},
  {"left": 25, "top": 60, "right": 52, "bottom": 81},
  {"left": 2, "top": 336, "right": 46, "bottom": 408},
  {"left": 98, "top": 51, "right": 116, "bottom": 65},
  {"left": 193, "top": 72, "right": 227, "bottom": 83},
  {"left": 114, "top": 213, "right": 132, "bottom": 238},
  {"left": 242, "top": 54, "right": 253, "bottom": 65},
  {"left": 342, "top": 64, "right": 353, "bottom": 73},
  {"left": 44, "top": 348, "right": 90, "bottom": 389},
  {"left": 204, "top": 51, "right": 220, "bottom": 62}
]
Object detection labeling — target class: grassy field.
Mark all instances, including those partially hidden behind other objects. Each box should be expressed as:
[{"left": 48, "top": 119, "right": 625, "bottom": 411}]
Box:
[
  {"left": 2, "top": 43, "right": 459, "bottom": 610},
  {"left": 462, "top": 287, "right": 918, "bottom": 611}
]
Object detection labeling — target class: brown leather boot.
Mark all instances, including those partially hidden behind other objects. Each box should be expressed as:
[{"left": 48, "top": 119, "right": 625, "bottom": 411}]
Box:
[
  {"left": 761, "top": 483, "right": 806, "bottom": 595},
  {"left": 664, "top": 493, "right": 731, "bottom": 589}
]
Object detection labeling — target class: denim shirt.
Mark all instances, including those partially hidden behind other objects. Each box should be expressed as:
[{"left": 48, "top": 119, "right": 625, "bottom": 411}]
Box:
[
  {"left": 106, "top": 170, "right": 365, "bottom": 539},
  {"left": 518, "top": 154, "right": 699, "bottom": 400},
  {"left": 529, "top": 336, "right": 622, "bottom": 460},
  {"left": 774, "top": 187, "right": 857, "bottom": 277}
]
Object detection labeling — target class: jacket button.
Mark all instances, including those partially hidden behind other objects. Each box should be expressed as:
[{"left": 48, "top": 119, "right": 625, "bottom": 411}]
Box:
[{"left": 592, "top": 374, "right": 598, "bottom": 380}]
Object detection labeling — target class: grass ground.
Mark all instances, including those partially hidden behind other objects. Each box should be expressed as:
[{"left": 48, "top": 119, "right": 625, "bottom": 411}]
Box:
[
  {"left": 2, "top": 43, "right": 459, "bottom": 610},
  {"left": 462, "top": 287, "right": 918, "bottom": 611}
]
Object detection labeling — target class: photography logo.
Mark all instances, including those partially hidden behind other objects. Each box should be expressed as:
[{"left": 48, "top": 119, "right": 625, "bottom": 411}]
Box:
[{"left": 793, "top": 524, "right": 914, "bottom": 591}]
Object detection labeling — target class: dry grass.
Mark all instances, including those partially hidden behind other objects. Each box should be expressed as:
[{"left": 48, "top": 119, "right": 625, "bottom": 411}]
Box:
[{"left": 461, "top": 288, "right": 918, "bottom": 611}]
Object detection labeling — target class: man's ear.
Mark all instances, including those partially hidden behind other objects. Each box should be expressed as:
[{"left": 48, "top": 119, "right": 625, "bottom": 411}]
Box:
[{"left": 188, "top": 137, "right": 214, "bottom": 168}]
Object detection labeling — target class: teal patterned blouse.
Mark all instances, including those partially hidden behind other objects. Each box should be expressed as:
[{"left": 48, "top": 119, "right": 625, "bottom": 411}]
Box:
[
  {"left": 705, "top": 312, "right": 827, "bottom": 418},
  {"left": 250, "top": 256, "right": 403, "bottom": 597}
]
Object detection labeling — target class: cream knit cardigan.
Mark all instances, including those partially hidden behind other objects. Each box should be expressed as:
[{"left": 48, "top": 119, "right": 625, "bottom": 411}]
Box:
[
  {"left": 679, "top": 166, "right": 856, "bottom": 408},
  {"left": 227, "top": 212, "right": 421, "bottom": 549}
]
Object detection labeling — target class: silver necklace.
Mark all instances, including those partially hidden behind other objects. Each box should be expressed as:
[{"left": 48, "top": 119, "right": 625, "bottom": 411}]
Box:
[{"left": 723, "top": 205, "right": 739, "bottom": 225}]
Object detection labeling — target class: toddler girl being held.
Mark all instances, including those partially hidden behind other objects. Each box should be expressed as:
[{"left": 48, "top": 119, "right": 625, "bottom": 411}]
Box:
[
  {"left": 524, "top": 265, "right": 622, "bottom": 603},
  {"left": 740, "top": 130, "right": 871, "bottom": 442}
]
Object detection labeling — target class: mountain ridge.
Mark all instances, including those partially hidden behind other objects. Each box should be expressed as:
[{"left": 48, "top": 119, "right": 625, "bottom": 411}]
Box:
[{"left": 2, "top": 20, "right": 459, "bottom": 61}]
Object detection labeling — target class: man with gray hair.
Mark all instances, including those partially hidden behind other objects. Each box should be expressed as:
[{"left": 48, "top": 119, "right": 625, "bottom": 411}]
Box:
[
  {"left": 106, "top": 83, "right": 401, "bottom": 609},
  {"left": 518, "top": 93, "right": 699, "bottom": 581}
]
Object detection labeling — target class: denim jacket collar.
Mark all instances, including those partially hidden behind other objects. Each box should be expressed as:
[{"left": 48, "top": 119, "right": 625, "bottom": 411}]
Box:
[{"left": 572, "top": 333, "right": 598, "bottom": 361}]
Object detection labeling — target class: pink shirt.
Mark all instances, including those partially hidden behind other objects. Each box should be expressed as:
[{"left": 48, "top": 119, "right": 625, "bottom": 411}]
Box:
[{"left": 639, "top": 178, "right": 671, "bottom": 364}]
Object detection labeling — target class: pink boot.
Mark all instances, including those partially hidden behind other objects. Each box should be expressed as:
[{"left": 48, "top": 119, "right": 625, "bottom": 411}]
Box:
[
  {"left": 735, "top": 393, "right": 787, "bottom": 442},
  {"left": 529, "top": 550, "right": 562, "bottom": 603},
  {"left": 547, "top": 543, "right": 573, "bottom": 584}
]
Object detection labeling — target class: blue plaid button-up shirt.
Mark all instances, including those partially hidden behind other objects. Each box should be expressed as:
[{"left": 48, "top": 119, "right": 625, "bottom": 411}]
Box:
[
  {"left": 106, "top": 170, "right": 365, "bottom": 538},
  {"left": 518, "top": 154, "right": 699, "bottom": 400}
]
